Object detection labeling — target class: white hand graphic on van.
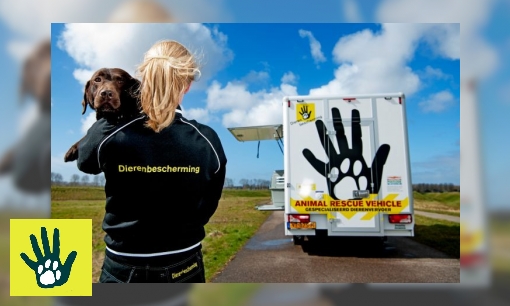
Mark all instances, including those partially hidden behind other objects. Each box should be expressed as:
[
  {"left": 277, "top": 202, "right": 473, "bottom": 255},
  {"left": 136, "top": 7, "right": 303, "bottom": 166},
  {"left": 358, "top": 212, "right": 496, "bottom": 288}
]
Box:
[{"left": 302, "top": 108, "right": 390, "bottom": 200}]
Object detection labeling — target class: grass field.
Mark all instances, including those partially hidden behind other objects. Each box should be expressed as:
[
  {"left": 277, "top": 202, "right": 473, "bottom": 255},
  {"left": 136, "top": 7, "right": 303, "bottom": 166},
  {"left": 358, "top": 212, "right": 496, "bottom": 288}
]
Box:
[
  {"left": 413, "top": 191, "right": 460, "bottom": 216},
  {"left": 412, "top": 215, "right": 460, "bottom": 258},
  {"left": 201, "top": 190, "right": 272, "bottom": 280},
  {"left": 51, "top": 186, "right": 271, "bottom": 282}
]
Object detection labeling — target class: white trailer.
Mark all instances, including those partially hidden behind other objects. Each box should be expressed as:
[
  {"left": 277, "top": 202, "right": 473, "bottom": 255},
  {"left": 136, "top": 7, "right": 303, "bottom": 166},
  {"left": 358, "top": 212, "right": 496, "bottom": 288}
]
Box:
[{"left": 228, "top": 92, "right": 414, "bottom": 243}]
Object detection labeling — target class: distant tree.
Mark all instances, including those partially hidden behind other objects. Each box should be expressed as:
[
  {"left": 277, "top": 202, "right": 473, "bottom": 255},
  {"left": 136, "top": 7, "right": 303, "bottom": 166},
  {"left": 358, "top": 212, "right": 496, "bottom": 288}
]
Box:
[
  {"left": 93, "top": 175, "right": 100, "bottom": 186},
  {"left": 81, "top": 175, "right": 90, "bottom": 186},
  {"left": 51, "top": 172, "right": 64, "bottom": 185},
  {"left": 239, "top": 179, "right": 249, "bottom": 189},
  {"left": 254, "top": 179, "right": 270, "bottom": 189},
  {"left": 224, "top": 178, "right": 234, "bottom": 188},
  {"left": 70, "top": 174, "right": 80, "bottom": 185},
  {"left": 413, "top": 183, "right": 460, "bottom": 193},
  {"left": 99, "top": 174, "right": 106, "bottom": 186},
  {"left": 55, "top": 173, "right": 63, "bottom": 185},
  {"left": 263, "top": 179, "right": 271, "bottom": 188}
]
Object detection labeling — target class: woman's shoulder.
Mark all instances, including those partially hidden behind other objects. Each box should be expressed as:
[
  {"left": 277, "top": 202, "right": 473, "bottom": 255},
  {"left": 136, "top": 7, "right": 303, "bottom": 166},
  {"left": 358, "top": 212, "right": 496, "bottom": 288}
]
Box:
[
  {"left": 88, "top": 116, "right": 145, "bottom": 134},
  {"left": 179, "top": 117, "right": 220, "bottom": 139},
  {"left": 179, "top": 117, "right": 226, "bottom": 163}
]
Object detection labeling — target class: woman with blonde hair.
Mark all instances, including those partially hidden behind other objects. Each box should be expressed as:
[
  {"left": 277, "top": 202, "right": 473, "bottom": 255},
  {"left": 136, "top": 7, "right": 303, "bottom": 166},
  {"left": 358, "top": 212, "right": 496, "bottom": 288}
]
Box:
[{"left": 77, "top": 40, "right": 227, "bottom": 283}]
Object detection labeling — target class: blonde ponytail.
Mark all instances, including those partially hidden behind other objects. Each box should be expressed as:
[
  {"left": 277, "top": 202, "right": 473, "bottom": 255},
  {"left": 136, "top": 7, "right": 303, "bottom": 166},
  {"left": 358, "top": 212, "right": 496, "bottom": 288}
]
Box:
[{"left": 136, "top": 40, "right": 201, "bottom": 132}]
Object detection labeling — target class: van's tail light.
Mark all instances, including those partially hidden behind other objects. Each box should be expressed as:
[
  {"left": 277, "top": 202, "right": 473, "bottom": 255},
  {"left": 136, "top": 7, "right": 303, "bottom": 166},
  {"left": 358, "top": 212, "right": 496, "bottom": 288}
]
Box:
[
  {"left": 388, "top": 214, "right": 412, "bottom": 224},
  {"left": 288, "top": 214, "right": 310, "bottom": 223}
]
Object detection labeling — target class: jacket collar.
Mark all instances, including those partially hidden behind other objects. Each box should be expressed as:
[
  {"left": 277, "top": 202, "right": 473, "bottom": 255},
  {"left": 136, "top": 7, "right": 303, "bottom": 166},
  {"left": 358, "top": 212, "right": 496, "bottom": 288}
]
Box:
[{"left": 175, "top": 105, "right": 183, "bottom": 118}]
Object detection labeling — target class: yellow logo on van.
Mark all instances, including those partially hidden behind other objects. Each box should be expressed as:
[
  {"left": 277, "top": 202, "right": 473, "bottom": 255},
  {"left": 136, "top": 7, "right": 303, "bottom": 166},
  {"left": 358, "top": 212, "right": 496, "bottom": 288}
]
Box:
[{"left": 297, "top": 103, "right": 315, "bottom": 122}]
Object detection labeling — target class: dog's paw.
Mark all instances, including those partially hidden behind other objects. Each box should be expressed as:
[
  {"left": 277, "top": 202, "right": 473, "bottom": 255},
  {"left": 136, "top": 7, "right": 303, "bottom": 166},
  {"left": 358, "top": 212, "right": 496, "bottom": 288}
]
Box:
[
  {"left": 38, "top": 259, "right": 62, "bottom": 286},
  {"left": 64, "top": 148, "right": 78, "bottom": 162}
]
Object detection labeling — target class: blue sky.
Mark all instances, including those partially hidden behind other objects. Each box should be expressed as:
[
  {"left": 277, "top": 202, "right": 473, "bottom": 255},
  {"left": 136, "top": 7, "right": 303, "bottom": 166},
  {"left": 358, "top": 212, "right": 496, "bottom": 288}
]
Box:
[{"left": 50, "top": 23, "right": 460, "bottom": 188}]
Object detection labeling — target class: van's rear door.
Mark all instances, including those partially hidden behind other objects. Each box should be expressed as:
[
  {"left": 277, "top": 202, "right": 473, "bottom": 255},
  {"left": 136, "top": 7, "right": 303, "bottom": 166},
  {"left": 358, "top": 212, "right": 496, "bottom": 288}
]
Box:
[{"left": 323, "top": 97, "right": 382, "bottom": 234}]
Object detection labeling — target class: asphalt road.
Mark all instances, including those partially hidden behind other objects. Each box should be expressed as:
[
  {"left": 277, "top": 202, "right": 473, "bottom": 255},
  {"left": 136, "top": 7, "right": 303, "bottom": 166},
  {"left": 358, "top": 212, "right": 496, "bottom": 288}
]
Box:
[{"left": 211, "top": 211, "right": 459, "bottom": 283}]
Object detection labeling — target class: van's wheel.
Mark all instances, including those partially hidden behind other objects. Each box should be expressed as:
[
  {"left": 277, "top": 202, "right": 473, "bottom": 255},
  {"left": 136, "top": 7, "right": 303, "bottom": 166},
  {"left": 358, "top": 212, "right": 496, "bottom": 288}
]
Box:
[{"left": 293, "top": 236, "right": 304, "bottom": 245}]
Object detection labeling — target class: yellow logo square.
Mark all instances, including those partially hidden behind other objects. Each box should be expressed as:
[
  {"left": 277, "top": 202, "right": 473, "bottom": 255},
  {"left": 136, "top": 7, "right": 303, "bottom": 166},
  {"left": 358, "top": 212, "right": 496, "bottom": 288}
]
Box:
[
  {"left": 296, "top": 103, "right": 315, "bottom": 122},
  {"left": 10, "top": 219, "right": 92, "bottom": 296}
]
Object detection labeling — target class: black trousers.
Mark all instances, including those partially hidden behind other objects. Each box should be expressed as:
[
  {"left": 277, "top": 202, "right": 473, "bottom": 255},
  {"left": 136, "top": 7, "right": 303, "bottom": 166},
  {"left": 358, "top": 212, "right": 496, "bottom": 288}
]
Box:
[{"left": 99, "top": 245, "right": 206, "bottom": 283}]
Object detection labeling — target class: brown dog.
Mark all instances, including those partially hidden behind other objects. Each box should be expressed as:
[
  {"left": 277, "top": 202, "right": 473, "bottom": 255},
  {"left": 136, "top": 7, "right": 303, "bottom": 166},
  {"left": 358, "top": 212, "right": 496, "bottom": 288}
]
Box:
[{"left": 64, "top": 68, "right": 141, "bottom": 162}]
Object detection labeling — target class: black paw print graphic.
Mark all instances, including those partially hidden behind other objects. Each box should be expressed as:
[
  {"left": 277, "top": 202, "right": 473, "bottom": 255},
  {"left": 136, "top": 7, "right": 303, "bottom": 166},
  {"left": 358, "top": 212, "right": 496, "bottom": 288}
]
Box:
[
  {"left": 299, "top": 105, "right": 312, "bottom": 120},
  {"left": 302, "top": 107, "right": 390, "bottom": 200},
  {"left": 20, "top": 227, "right": 77, "bottom": 288}
]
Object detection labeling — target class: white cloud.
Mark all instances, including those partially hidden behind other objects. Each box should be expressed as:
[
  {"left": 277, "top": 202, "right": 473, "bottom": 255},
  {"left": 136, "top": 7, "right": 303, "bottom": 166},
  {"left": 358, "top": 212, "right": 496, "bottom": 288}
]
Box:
[
  {"left": 377, "top": 0, "right": 489, "bottom": 31},
  {"left": 56, "top": 23, "right": 234, "bottom": 91},
  {"left": 183, "top": 107, "right": 210, "bottom": 123},
  {"left": 73, "top": 69, "right": 95, "bottom": 87},
  {"left": 421, "top": 24, "right": 460, "bottom": 60},
  {"left": 298, "top": 29, "right": 327, "bottom": 67},
  {"left": 342, "top": 0, "right": 363, "bottom": 22},
  {"left": 0, "top": 0, "right": 233, "bottom": 64},
  {"left": 0, "top": 0, "right": 112, "bottom": 41},
  {"left": 81, "top": 112, "right": 97, "bottom": 135},
  {"left": 309, "top": 24, "right": 458, "bottom": 96},
  {"left": 419, "top": 90, "right": 456, "bottom": 113},
  {"left": 205, "top": 73, "right": 298, "bottom": 127},
  {"left": 206, "top": 81, "right": 257, "bottom": 112},
  {"left": 376, "top": 0, "right": 497, "bottom": 80},
  {"left": 281, "top": 72, "right": 298, "bottom": 85},
  {"left": 240, "top": 70, "right": 270, "bottom": 84},
  {"left": 422, "top": 66, "right": 451, "bottom": 80},
  {"left": 0, "top": 0, "right": 231, "bottom": 40},
  {"left": 6, "top": 40, "right": 36, "bottom": 63}
]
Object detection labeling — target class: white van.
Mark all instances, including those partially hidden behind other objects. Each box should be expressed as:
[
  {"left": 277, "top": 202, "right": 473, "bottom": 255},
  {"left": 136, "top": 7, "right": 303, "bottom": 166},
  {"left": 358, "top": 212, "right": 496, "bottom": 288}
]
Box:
[{"left": 228, "top": 93, "right": 414, "bottom": 244}]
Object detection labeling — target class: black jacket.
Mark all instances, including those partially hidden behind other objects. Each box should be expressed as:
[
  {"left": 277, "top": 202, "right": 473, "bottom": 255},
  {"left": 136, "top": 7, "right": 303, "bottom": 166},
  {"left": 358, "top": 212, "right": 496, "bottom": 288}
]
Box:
[{"left": 77, "top": 108, "right": 227, "bottom": 255}]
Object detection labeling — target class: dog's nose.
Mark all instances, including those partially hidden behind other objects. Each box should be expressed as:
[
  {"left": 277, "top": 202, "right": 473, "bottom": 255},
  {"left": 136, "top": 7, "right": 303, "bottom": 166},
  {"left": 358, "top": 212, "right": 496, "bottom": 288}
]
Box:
[{"left": 100, "top": 90, "right": 113, "bottom": 98}]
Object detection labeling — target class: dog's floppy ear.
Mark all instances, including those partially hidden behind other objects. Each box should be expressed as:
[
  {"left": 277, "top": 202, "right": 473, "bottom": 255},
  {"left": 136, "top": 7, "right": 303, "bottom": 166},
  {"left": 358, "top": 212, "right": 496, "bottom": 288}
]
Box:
[
  {"left": 81, "top": 80, "right": 91, "bottom": 115},
  {"left": 127, "top": 77, "right": 141, "bottom": 114},
  {"left": 127, "top": 77, "right": 141, "bottom": 98}
]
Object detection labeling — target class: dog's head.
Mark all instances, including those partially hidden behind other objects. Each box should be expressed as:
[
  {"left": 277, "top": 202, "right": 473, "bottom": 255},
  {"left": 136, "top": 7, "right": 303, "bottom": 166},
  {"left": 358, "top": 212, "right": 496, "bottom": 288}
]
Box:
[{"left": 81, "top": 68, "right": 140, "bottom": 120}]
